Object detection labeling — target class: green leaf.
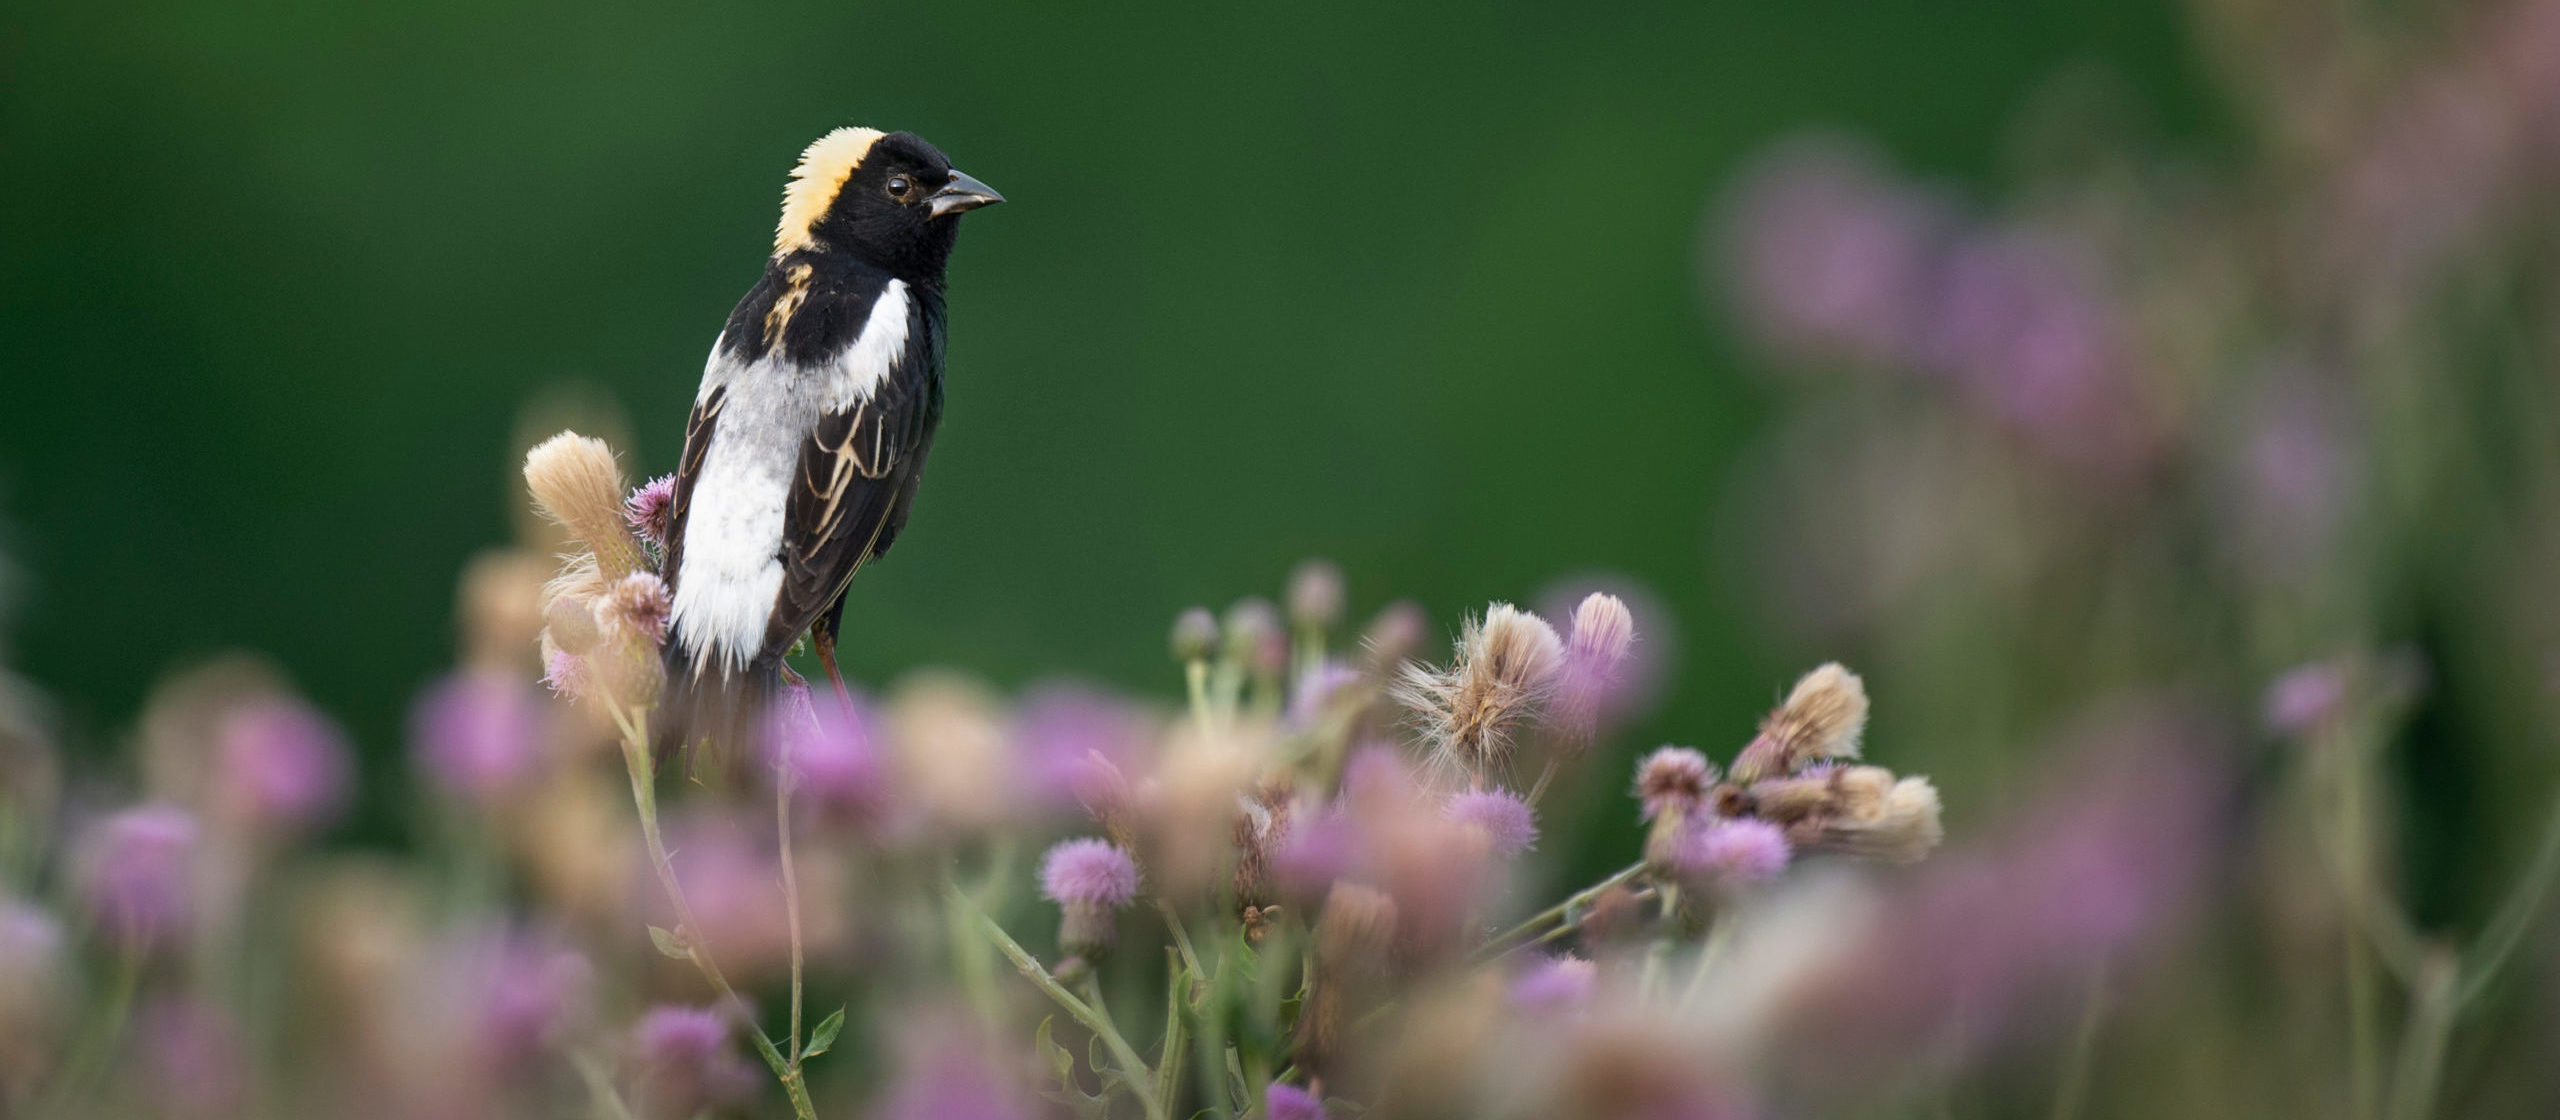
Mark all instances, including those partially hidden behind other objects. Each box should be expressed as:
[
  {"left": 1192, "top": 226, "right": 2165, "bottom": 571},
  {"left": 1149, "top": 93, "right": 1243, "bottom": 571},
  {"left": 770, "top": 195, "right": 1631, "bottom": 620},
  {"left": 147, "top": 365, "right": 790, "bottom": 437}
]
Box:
[
  {"left": 1035, "top": 1017, "right": 1076, "bottom": 1085},
  {"left": 800, "top": 1007, "right": 847, "bottom": 1060},
  {"left": 646, "top": 924, "right": 689, "bottom": 960}
]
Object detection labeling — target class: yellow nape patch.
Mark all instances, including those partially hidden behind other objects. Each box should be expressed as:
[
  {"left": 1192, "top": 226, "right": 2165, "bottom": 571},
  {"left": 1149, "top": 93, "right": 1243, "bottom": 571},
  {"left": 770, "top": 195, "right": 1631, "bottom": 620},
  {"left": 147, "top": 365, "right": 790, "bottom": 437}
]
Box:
[{"left": 775, "top": 126, "right": 886, "bottom": 255}]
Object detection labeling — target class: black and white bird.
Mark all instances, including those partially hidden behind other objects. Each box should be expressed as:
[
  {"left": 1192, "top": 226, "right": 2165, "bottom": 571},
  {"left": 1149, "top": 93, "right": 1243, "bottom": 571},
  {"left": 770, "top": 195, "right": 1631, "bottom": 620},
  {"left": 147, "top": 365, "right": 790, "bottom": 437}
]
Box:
[{"left": 656, "top": 127, "right": 1001, "bottom": 756}]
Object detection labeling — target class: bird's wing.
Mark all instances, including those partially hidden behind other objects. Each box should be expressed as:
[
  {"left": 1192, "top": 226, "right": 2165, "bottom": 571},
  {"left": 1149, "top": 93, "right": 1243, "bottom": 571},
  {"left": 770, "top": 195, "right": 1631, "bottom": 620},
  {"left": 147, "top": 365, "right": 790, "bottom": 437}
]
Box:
[
  {"left": 659, "top": 382, "right": 726, "bottom": 587},
  {"left": 759, "top": 352, "right": 940, "bottom": 657}
]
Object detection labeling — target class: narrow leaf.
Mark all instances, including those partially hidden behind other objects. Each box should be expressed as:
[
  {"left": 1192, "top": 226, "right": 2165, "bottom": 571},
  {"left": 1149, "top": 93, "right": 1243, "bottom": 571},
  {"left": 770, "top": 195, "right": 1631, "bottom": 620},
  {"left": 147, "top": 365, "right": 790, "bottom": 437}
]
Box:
[
  {"left": 646, "top": 924, "right": 689, "bottom": 960},
  {"left": 800, "top": 1006, "right": 847, "bottom": 1060}
]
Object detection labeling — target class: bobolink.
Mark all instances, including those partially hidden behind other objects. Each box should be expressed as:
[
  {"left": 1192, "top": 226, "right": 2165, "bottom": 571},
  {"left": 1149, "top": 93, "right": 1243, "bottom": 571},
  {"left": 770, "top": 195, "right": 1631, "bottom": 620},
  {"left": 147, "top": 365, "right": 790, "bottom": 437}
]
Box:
[{"left": 656, "top": 127, "right": 1001, "bottom": 755}]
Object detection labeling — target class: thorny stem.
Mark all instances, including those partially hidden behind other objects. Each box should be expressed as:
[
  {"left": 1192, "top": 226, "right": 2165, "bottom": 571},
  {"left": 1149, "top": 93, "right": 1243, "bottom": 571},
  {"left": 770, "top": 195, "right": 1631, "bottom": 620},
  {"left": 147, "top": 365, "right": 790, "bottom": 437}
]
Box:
[
  {"left": 604, "top": 701, "right": 818, "bottom": 1120},
  {"left": 1477, "top": 860, "right": 1647, "bottom": 960},
  {"left": 943, "top": 879, "right": 1168, "bottom": 1120}
]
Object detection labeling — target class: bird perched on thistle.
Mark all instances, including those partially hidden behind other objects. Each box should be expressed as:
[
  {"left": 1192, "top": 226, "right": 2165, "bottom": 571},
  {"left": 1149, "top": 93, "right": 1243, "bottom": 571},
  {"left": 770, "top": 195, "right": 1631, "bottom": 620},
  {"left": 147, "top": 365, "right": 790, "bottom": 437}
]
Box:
[{"left": 655, "top": 127, "right": 1001, "bottom": 759}]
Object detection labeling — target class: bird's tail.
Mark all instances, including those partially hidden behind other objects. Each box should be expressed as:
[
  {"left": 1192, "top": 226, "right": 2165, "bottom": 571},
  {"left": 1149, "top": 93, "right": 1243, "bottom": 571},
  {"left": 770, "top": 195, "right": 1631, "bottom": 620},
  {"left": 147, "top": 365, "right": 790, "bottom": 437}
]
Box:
[{"left": 651, "top": 646, "right": 778, "bottom": 784}]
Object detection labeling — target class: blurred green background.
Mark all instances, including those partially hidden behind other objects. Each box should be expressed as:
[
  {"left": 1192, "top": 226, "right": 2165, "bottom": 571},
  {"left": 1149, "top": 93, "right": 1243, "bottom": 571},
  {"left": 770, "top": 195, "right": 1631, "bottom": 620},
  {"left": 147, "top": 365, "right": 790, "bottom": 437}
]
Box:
[{"left": 0, "top": 2, "right": 2202, "bottom": 827}]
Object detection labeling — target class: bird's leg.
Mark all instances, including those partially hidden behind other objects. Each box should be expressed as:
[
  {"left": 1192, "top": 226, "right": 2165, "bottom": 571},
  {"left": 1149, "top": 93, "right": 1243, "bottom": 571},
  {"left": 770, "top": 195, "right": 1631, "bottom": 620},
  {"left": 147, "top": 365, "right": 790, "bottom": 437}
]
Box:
[{"left": 812, "top": 625, "right": 856, "bottom": 708}]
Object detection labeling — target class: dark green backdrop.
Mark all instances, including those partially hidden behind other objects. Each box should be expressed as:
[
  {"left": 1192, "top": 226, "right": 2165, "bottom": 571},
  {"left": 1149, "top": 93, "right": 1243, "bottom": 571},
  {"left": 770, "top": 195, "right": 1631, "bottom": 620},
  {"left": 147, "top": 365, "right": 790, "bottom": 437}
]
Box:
[{"left": 0, "top": 2, "right": 2205, "bottom": 837}]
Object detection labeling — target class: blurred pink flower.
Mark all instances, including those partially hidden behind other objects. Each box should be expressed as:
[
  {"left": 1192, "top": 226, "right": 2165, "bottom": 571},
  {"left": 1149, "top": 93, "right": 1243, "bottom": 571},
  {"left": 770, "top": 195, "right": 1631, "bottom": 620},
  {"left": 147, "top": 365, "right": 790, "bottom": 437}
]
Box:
[
  {"left": 1266, "top": 1082, "right": 1330, "bottom": 1120},
  {"left": 1443, "top": 788, "right": 1538, "bottom": 858},
  {"left": 1012, "top": 682, "right": 1149, "bottom": 810},
  {"left": 1674, "top": 818, "right": 1791, "bottom": 887},
  {"left": 411, "top": 669, "right": 550, "bottom": 806},
  {"left": 213, "top": 695, "right": 352, "bottom": 835},
  {"left": 627, "top": 1004, "right": 759, "bottom": 1120},
  {"left": 1924, "top": 228, "right": 2152, "bottom": 475},
  {"left": 1508, "top": 953, "right": 1597, "bottom": 1013},
  {"left": 763, "top": 682, "right": 887, "bottom": 826},
  {"left": 73, "top": 804, "right": 196, "bottom": 949},
  {"left": 135, "top": 996, "right": 246, "bottom": 1119},
  {"left": 1722, "top": 134, "right": 1946, "bottom": 370}
]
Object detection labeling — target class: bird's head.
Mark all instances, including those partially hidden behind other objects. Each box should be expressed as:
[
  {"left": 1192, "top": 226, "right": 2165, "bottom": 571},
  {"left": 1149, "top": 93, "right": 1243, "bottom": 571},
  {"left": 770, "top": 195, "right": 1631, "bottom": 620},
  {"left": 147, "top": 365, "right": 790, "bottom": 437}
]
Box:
[{"left": 774, "top": 127, "right": 1002, "bottom": 279}]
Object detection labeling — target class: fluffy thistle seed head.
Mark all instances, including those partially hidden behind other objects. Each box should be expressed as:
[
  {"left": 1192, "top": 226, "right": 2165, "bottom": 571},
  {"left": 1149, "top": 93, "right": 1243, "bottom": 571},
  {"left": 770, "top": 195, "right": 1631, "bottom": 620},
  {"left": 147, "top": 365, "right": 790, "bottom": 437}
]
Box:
[
  {"left": 1551, "top": 592, "right": 1638, "bottom": 749},
  {"left": 522, "top": 432, "right": 648, "bottom": 582},
  {"left": 1732, "top": 662, "right": 1869, "bottom": 783},
  {"left": 1394, "top": 603, "right": 1565, "bottom": 778},
  {"left": 1795, "top": 770, "right": 1943, "bottom": 862}
]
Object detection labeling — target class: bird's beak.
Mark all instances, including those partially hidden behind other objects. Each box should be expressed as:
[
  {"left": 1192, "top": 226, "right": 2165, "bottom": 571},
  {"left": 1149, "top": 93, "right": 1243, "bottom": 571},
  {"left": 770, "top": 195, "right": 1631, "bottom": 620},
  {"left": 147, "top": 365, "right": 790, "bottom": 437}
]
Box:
[{"left": 929, "top": 170, "right": 1004, "bottom": 218}]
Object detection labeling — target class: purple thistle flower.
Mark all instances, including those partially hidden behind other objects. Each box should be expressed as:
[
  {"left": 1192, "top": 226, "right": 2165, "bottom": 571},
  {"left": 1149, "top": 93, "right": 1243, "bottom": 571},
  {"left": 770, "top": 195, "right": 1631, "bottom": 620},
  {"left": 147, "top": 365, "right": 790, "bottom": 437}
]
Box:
[
  {"left": 1265, "top": 1082, "right": 1330, "bottom": 1120},
  {"left": 541, "top": 644, "right": 590, "bottom": 701},
  {"left": 1923, "top": 227, "right": 2150, "bottom": 475},
  {"left": 1042, "top": 838, "right": 1140, "bottom": 958},
  {"left": 877, "top": 1026, "right": 1038, "bottom": 1120},
  {"left": 1271, "top": 809, "right": 1358, "bottom": 904},
  {"left": 74, "top": 804, "right": 196, "bottom": 949},
  {"left": 412, "top": 669, "right": 549, "bottom": 806},
  {"left": 626, "top": 474, "right": 677, "bottom": 549},
  {"left": 1013, "top": 682, "right": 1148, "bottom": 810},
  {"left": 627, "top": 1004, "right": 759, "bottom": 1119},
  {"left": 764, "top": 683, "right": 887, "bottom": 824},
  {"left": 1508, "top": 953, "right": 1597, "bottom": 1012},
  {"left": 1443, "top": 788, "right": 1538, "bottom": 858},
  {"left": 213, "top": 695, "right": 352, "bottom": 835},
  {"left": 1673, "top": 818, "right": 1792, "bottom": 886},
  {"left": 1041, "top": 838, "right": 1139, "bottom": 910}
]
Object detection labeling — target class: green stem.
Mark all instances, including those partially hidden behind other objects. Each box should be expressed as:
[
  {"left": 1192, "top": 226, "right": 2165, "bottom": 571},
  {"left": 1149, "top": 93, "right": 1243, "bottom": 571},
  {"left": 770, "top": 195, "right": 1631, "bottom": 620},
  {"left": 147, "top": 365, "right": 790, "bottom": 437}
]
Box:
[
  {"left": 42, "top": 943, "right": 143, "bottom": 1117},
  {"left": 2387, "top": 949, "right": 2459, "bottom": 1120},
  {"left": 1154, "top": 950, "right": 1190, "bottom": 1120},
  {"left": 943, "top": 880, "right": 1167, "bottom": 1120},
  {"left": 2456, "top": 786, "right": 2560, "bottom": 1007},
  {"left": 606, "top": 702, "right": 818, "bottom": 1120},
  {"left": 776, "top": 769, "right": 805, "bottom": 1066},
  {"left": 1157, "top": 901, "right": 1206, "bottom": 981},
  {"left": 1477, "top": 861, "right": 1646, "bottom": 960},
  {"left": 2340, "top": 744, "right": 2380, "bottom": 1120},
  {"left": 572, "top": 1047, "right": 642, "bottom": 1120}
]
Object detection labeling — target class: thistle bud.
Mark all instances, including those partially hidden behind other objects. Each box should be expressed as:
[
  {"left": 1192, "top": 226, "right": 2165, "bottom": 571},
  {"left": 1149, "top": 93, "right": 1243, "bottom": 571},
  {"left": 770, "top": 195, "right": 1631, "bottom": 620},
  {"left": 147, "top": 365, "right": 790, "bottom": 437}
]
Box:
[
  {"left": 1287, "top": 559, "right": 1346, "bottom": 631},
  {"left": 1635, "top": 746, "right": 1716, "bottom": 875},
  {"left": 543, "top": 595, "right": 602, "bottom": 656},
  {"left": 1169, "top": 608, "right": 1219, "bottom": 663},
  {"left": 1040, "top": 838, "right": 1140, "bottom": 960},
  {"left": 1226, "top": 598, "right": 1287, "bottom": 676},
  {"left": 1359, "top": 600, "right": 1428, "bottom": 673}
]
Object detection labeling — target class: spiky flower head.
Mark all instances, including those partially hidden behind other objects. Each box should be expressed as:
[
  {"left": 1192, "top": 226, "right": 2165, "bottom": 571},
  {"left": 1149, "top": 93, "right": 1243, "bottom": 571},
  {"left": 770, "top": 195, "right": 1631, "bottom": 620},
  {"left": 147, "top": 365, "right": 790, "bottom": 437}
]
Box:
[
  {"left": 1634, "top": 747, "right": 1717, "bottom": 822},
  {"left": 1550, "top": 592, "right": 1638, "bottom": 749},
  {"left": 1509, "top": 953, "right": 1598, "bottom": 1012},
  {"left": 1288, "top": 559, "right": 1346, "bottom": 631},
  {"left": 1731, "top": 662, "right": 1869, "bottom": 783},
  {"left": 599, "top": 572, "right": 672, "bottom": 648},
  {"left": 1393, "top": 602, "right": 1565, "bottom": 777},
  {"left": 522, "top": 432, "right": 647, "bottom": 582},
  {"left": 1443, "top": 788, "right": 1538, "bottom": 858},
  {"left": 624, "top": 474, "right": 677, "bottom": 551},
  {"left": 1041, "top": 838, "right": 1140, "bottom": 958},
  {"left": 1169, "top": 607, "right": 1219, "bottom": 663},
  {"left": 1266, "top": 1083, "right": 1330, "bottom": 1120},
  {"left": 1673, "top": 817, "right": 1792, "bottom": 887}
]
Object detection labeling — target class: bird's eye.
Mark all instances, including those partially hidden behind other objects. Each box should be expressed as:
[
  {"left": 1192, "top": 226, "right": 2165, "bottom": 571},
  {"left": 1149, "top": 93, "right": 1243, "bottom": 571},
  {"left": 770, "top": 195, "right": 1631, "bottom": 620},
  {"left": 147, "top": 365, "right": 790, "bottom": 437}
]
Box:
[{"left": 888, "top": 176, "right": 913, "bottom": 200}]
